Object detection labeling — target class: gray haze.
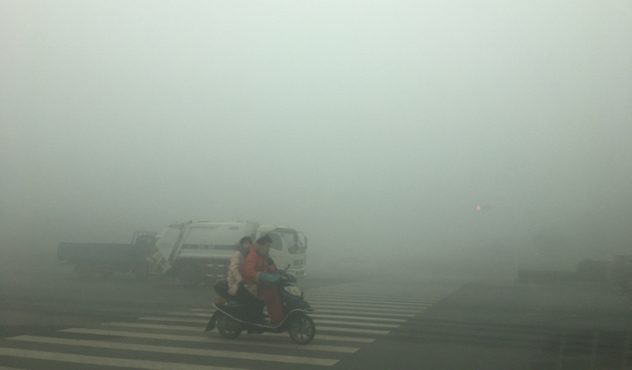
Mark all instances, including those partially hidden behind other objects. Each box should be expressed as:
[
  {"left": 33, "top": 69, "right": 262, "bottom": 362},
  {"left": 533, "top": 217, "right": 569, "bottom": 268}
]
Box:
[{"left": 2, "top": 1, "right": 632, "bottom": 273}]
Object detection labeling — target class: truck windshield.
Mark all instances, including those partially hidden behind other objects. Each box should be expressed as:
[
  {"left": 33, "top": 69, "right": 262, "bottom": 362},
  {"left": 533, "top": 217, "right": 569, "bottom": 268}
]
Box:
[{"left": 282, "top": 232, "right": 306, "bottom": 254}]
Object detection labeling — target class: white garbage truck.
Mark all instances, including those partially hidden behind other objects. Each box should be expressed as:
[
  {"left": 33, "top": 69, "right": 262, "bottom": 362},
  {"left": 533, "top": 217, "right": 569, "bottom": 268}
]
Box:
[{"left": 148, "top": 221, "right": 307, "bottom": 286}]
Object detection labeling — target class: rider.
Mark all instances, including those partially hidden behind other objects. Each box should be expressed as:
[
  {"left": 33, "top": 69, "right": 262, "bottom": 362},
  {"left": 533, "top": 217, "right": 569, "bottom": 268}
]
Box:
[
  {"left": 243, "top": 234, "right": 283, "bottom": 324},
  {"left": 226, "top": 236, "right": 265, "bottom": 322},
  {"left": 227, "top": 237, "right": 251, "bottom": 295}
]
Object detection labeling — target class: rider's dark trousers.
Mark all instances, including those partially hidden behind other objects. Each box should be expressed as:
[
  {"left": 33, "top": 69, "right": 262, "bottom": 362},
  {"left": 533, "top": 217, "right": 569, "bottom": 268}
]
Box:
[{"left": 235, "top": 285, "right": 265, "bottom": 322}]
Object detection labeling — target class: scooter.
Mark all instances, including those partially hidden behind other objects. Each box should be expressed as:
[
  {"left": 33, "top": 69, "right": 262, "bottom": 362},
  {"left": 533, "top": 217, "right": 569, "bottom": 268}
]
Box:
[{"left": 205, "top": 268, "right": 316, "bottom": 345}]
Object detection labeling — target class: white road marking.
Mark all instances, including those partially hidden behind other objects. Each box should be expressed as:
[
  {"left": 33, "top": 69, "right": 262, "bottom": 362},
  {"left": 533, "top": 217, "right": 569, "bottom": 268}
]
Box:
[
  {"left": 313, "top": 309, "right": 415, "bottom": 318},
  {"left": 187, "top": 307, "right": 416, "bottom": 317},
  {"left": 308, "top": 299, "right": 435, "bottom": 308},
  {"left": 193, "top": 304, "right": 421, "bottom": 314},
  {"left": 141, "top": 316, "right": 207, "bottom": 323},
  {"left": 139, "top": 316, "right": 398, "bottom": 329},
  {"left": 309, "top": 314, "right": 407, "bottom": 322},
  {"left": 104, "top": 322, "right": 218, "bottom": 331},
  {"left": 10, "top": 335, "right": 338, "bottom": 366},
  {"left": 307, "top": 294, "right": 437, "bottom": 302},
  {"left": 305, "top": 294, "right": 441, "bottom": 304},
  {"left": 261, "top": 333, "right": 375, "bottom": 343},
  {"left": 316, "top": 326, "right": 390, "bottom": 335},
  {"left": 311, "top": 304, "right": 421, "bottom": 314},
  {"left": 314, "top": 320, "right": 399, "bottom": 328},
  {"left": 105, "top": 322, "right": 221, "bottom": 331},
  {"left": 169, "top": 311, "right": 216, "bottom": 317},
  {"left": 0, "top": 347, "right": 243, "bottom": 370},
  {"left": 60, "top": 328, "right": 359, "bottom": 353},
  {"left": 103, "top": 322, "right": 377, "bottom": 342},
  {"left": 308, "top": 299, "right": 430, "bottom": 309}
]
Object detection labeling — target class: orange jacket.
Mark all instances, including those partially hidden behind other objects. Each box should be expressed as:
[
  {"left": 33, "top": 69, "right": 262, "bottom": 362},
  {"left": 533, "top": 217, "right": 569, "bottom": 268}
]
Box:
[{"left": 243, "top": 245, "right": 276, "bottom": 285}]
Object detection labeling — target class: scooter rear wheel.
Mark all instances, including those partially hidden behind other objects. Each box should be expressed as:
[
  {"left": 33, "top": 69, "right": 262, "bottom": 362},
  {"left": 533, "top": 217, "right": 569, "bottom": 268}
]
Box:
[
  {"left": 288, "top": 313, "right": 315, "bottom": 345},
  {"left": 217, "top": 313, "right": 242, "bottom": 339}
]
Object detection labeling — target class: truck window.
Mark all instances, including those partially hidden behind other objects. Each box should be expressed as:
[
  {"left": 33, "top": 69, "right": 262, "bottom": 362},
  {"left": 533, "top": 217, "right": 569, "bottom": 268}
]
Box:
[
  {"left": 269, "top": 233, "right": 283, "bottom": 251},
  {"left": 282, "top": 232, "right": 306, "bottom": 254}
]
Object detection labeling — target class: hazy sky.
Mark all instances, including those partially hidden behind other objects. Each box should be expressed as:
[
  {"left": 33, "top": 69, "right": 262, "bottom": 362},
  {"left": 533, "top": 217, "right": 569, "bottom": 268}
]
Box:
[{"left": 1, "top": 1, "right": 631, "bottom": 262}]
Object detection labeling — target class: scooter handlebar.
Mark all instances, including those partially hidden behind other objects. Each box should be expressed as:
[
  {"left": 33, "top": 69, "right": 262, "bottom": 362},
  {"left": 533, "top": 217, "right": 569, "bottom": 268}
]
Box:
[{"left": 278, "top": 270, "right": 297, "bottom": 283}]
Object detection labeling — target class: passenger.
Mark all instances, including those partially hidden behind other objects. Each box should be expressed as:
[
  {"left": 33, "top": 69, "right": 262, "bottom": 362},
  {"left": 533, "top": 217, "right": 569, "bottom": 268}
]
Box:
[
  {"left": 227, "top": 236, "right": 264, "bottom": 322},
  {"left": 227, "top": 237, "right": 251, "bottom": 295},
  {"left": 243, "top": 234, "right": 283, "bottom": 324}
]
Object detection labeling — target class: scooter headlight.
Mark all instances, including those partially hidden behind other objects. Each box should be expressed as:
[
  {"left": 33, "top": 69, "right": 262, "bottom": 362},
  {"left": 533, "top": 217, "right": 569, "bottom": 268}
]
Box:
[{"left": 284, "top": 286, "right": 302, "bottom": 296}]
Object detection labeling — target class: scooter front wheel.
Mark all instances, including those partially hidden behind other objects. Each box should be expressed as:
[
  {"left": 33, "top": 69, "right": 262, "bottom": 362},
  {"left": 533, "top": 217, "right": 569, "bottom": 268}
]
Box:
[
  {"left": 288, "top": 313, "right": 315, "bottom": 345},
  {"left": 217, "top": 313, "right": 242, "bottom": 339}
]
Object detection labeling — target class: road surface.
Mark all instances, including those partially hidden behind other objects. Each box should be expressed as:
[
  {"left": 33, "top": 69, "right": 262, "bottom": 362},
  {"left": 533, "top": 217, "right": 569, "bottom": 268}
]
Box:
[{"left": 1, "top": 253, "right": 632, "bottom": 369}]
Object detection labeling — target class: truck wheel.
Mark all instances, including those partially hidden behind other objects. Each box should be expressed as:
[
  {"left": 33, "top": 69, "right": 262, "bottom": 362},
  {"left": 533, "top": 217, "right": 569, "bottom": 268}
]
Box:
[{"left": 178, "top": 266, "right": 202, "bottom": 287}]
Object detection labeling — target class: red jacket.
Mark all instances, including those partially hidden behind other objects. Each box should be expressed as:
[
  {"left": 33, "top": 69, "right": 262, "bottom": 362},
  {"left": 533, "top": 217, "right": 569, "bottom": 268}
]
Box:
[{"left": 243, "top": 245, "right": 276, "bottom": 285}]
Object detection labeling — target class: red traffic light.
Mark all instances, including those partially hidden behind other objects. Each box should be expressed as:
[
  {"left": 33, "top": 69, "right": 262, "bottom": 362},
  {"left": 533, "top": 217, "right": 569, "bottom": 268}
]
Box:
[{"left": 476, "top": 206, "right": 481, "bottom": 211}]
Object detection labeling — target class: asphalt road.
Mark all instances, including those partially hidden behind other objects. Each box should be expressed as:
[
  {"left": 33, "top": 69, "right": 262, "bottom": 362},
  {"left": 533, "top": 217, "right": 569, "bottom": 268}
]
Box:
[{"left": 1, "top": 254, "right": 632, "bottom": 369}]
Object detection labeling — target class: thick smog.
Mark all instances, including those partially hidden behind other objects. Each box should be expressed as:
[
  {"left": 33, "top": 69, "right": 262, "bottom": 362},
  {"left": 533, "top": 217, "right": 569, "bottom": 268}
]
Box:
[{"left": 1, "top": 1, "right": 631, "bottom": 369}]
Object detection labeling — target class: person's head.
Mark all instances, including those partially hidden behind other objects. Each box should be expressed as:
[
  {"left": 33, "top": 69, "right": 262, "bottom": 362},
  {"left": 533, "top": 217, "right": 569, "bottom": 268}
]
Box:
[
  {"left": 255, "top": 234, "right": 272, "bottom": 256},
  {"left": 239, "top": 236, "right": 253, "bottom": 248}
]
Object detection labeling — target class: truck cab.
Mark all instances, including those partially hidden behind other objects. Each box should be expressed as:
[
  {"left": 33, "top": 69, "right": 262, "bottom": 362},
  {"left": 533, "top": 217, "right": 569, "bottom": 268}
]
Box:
[
  {"left": 151, "top": 221, "right": 306, "bottom": 286},
  {"left": 257, "top": 225, "right": 307, "bottom": 278}
]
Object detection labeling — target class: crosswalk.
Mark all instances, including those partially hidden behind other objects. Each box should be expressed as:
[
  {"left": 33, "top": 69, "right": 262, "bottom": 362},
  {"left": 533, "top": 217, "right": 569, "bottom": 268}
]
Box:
[{"left": 0, "top": 281, "right": 457, "bottom": 369}]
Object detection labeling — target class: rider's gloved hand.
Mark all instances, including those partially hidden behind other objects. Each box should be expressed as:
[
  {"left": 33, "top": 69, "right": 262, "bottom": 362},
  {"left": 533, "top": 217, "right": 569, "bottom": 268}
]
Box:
[{"left": 258, "top": 272, "right": 280, "bottom": 283}]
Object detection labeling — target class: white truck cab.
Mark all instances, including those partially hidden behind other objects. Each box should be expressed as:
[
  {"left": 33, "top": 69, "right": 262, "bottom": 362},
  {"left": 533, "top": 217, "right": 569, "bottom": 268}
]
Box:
[
  {"left": 151, "top": 221, "right": 307, "bottom": 286},
  {"left": 257, "top": 225, "right": 307, "bottom": 278}
]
